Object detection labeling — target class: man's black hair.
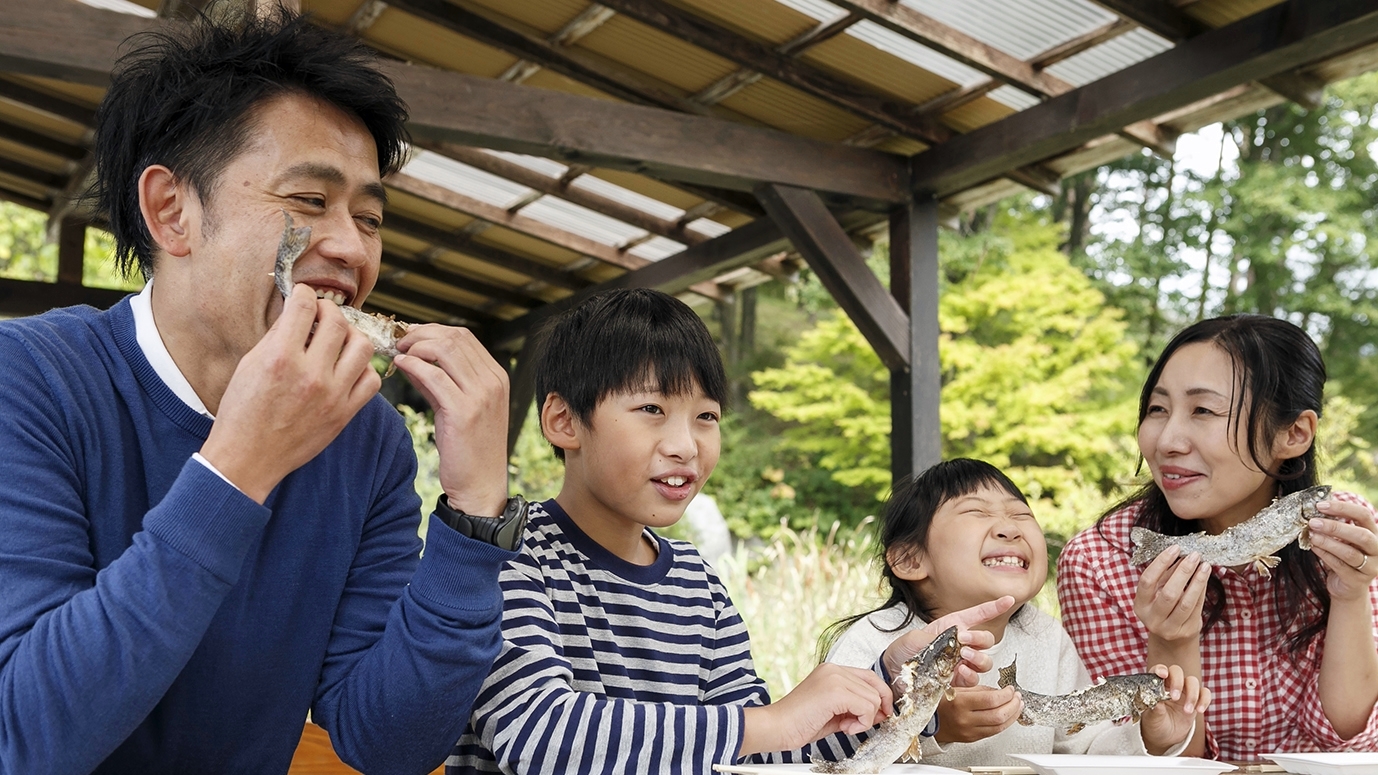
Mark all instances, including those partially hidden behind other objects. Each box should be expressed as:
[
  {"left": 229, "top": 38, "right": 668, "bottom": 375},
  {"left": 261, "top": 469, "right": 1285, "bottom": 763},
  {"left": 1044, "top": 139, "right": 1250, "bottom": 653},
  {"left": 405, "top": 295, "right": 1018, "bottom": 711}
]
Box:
[
  {"left": 533, "top": 288, "right": 728, "bottom": 460},
  {"left": 92, "top": 6, "right": 410, "bottom": 280}
]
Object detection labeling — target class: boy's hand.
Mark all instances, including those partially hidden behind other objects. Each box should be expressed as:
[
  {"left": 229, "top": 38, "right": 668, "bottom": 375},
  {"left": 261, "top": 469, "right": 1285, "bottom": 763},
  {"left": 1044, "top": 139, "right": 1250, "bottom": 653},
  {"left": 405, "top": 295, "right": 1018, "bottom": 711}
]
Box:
[
  {"left": 881, "top": 596, "right": 1015, "bottom": 692},
  {"left": 1140, "top": 664, "right": 1210, "bottom": 755},
  {"left": 393, "top": 324, "right": 510, "bottom": 517},
  {"left": 934, "top": 686, "right": 1022, "bottom": 744},
  {"left": 738, "top": 664, "right": 892, "bottom": 757}
]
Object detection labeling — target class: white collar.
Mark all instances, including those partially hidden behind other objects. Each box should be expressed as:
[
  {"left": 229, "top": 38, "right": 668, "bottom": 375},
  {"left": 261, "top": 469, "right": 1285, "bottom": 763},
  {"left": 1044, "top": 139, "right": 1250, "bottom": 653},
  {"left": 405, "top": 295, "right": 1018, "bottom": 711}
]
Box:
[{"left": 130, "top": 278, "right": 214, "bottom": 419}]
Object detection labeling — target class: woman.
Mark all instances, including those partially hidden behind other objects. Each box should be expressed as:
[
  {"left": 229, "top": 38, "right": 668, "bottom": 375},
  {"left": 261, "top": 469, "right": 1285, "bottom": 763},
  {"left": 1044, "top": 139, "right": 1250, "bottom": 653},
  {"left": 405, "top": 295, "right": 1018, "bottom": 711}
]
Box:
[{"left": 1057, "top": 314, "right": 1378, "bottom": 758}]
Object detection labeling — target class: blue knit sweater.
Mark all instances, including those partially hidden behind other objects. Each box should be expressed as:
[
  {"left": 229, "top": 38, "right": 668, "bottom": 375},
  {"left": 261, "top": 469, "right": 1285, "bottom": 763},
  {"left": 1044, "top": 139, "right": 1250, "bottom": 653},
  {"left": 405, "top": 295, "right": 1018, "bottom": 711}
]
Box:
[{"left": 0, "top": 299, "right": 514, "bottom": 775}]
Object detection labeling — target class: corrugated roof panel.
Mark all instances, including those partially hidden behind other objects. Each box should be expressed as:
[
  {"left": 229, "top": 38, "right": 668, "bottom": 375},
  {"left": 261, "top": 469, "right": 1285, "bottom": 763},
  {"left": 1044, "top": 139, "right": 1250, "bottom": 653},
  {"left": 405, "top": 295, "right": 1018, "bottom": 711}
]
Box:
[
  {"left": 871, "top": 135, "right": 927, "bottom": 156},
  {"left": 0, "top": 98, "right": 89, "bottom": 141},
  {"left": 463, "top": 0, "right": 595, "bottom": 37},
  {"left": 584, "top": 169, "right": 708, "bottom": 211},
  {"left": 570, "top": 175, "right": 686, "bottom": 221},
  {"left": 75, "top": 0, "right": 154, "bottom": 17},
  {"left": 685, "top": 0, "right": 828, "bottom": 46},
  {"left": 940, "top": 95, "right": 1018, "bottom": 133},
  {"left": 475, "top": 228, "right": 582, "bottom": 265},
  {"left": 10, "top": 75, "right": 103, "bottom": 107},
  {"left": 519, "top": 197, "right": 650, "bottom": 246},
  {"left": 897, "top": 0, "right": 1113, "bottom": 61},
  {"left": 0, "top": 141, "right": 69, "bottom": 173},
  {"left": 576, "top": 14, "right": 739, "bottom": 94},
  {"left": 718, "top": 78, "right": 872, "bottom": 142},
  {"left": 485, "top": 150, "right": 569, "bottom": 178},
  {"left": 686, "top": 218, "right": 732, "bottom": 237},
  {"left": 988, "top": 85, "right": 1041, "bottom": 110},
  {"left": 302, "top": 0, "right": 358, "bottom": 27},
  {"left": 1186, "top": 0, "right": 1285, "bottom": 29},
  {"left": 628, "top": 236, "right": 688, "bottom": 260},
  {"left": 428, "top": 249, "right": 546, "bottom": 287},
  {"left": 1045, "top": 27, "right": 1171, "bottom": 86},
  {"left": 773, "top": 0, "right": 848, "bottom": 24},
  {"left": 846, "top": 20, "right": 987, "bottom": 87},
  {"left": 519, "top": 68, "right": 621, "bottom": 102},
  {"left": 403, "top": 150, "right": 535, "bottom": 209},
  {"left": 367, "top": 8, "right": 516, "bottom": 78},
  {"left": 394, "top": 272, "right": 494, "bottom": 310},
  {"left": 802, "top": 31, "right": 962, "bottom": 105},
  {"left": 385, "top": 189, "right": 479, "bottom": 232}
]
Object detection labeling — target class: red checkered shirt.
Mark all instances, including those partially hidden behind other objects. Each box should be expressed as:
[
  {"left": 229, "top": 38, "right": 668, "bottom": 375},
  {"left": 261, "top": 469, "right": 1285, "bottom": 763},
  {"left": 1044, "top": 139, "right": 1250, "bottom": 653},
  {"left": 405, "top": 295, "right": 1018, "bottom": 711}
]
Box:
[{"left": 1056, "top": 491, "right": 1378, "bottom": 760}]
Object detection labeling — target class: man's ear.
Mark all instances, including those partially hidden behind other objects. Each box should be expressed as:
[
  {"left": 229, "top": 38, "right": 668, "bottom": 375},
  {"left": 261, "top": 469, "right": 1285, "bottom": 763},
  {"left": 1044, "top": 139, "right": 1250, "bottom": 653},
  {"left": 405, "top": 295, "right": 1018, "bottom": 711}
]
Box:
[
  {"left": 540, "top": 393, "right": 581, "bottom": 454},
  {"left": 1273, "top": 408, "right": 1319, "bottom": 467},
  {"left": 138, "top": 164, "right": 192, "bottom": 259},
  {"left": 887, "top": 545, "right": 929, "bottom": 582}
]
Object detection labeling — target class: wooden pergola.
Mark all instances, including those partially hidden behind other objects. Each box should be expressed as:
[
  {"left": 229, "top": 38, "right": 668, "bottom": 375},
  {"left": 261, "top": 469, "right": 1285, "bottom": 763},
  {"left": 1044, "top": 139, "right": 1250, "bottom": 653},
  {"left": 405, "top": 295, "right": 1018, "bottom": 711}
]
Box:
[{"left": 2, "top": 0, "right": 1378, "bottom": 480}]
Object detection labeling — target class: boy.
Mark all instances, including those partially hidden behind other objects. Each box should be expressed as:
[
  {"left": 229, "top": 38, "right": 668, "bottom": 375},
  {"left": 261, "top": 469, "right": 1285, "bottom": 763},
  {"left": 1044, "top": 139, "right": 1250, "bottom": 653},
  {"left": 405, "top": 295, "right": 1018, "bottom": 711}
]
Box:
[{"left": 448, "top": 289, "right": 1000, "bottom": 774}]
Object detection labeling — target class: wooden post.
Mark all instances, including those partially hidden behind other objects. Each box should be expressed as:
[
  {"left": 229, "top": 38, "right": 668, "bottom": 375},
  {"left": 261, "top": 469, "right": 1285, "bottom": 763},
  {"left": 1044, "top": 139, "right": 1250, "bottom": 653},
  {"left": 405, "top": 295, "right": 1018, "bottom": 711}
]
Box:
[
  {"left": 506, "top": 337, "right": 540, "bottom": 459},
  {"left": 888, "top": 196, "right": 941, "bottom": 484},
  {"left": 56, "top": 216, "right": 86, "bottom": 286}
]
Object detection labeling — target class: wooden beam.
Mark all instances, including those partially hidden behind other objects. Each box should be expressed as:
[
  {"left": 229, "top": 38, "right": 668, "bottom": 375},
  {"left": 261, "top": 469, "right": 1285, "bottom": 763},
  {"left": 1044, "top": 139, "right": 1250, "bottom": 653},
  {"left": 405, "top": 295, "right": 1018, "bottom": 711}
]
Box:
[
  {"left": 1088, "top": 0, "right": 1203, "bottom": 40},
  {"left": 506, "top": 335, "right": 539, "bottom": 457},
  {"left": 0, "top": 118, "right": 87, "bottom": 159},
  {"left": 55, "top": 216, "right": 86, "bottom": 285},
  {"left": 386, "top": 61, "right": 912, "bottom": 205},
  {"left": 0, "top": 80, "right": 96, "bottom": 128},
  {"left": 1261, "top": 69, "right": 1329, "bottom": 109},
  {"left": 387, "top": 172, "right": 725, "bottom": 302},
  {"left": 370, "top": 277, "right": 498, "bottom": 325},
  {"left": 593, "top": 0, "right": 954, "bottom": 145},
  {"left": 383, "top": 212, "right": 592, "bottom": 292},
  {"left": 889, "top": 196, "right": 942, "bottom": 480},
  {"left": 0, "top": 155, "right": 65, "bottom": 189},
  {"left": 830, "top": 0, "right": 1071, "bottom": 98},
  {"left": 487, "top": 216, "right": 787, "bottom": 349},
  {"left": 0, "top": 278, "right": 126, "bottom": 317},
  {"left": 910, "top": 0, "right": 1378, "bottom": 198},
  {"left": 422, "top": 144, "right": 717, "bottom": 245},
  {"left": 0, "top": 0, "right": 147, "bottom": 87},
  {"left": 754, "top": 184, "right": 909, "bottom": 371}
]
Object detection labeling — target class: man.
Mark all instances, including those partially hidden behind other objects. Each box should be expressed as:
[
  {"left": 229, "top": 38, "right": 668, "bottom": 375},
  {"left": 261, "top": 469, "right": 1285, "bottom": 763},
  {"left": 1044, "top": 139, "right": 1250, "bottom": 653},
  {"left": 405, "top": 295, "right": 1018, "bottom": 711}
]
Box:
[{"left": 0, "top": 9, "right": 526, "bottom": 775}]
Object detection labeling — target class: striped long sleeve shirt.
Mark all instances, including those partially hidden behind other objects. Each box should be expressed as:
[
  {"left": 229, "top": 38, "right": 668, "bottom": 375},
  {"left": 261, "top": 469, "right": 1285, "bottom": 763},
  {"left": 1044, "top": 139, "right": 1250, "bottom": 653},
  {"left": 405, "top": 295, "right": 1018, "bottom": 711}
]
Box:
[{"left": 447, "top": 500, "right": 872, "bottom": 774}]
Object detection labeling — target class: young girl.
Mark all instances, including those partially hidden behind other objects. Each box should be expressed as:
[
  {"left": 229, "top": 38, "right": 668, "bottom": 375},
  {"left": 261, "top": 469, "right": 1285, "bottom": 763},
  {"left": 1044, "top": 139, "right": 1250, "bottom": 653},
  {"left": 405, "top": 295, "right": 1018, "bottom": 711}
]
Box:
[
  {"left": 1058, "top": 314, "right": 1378, "bottom": 759},
  {"left": 824, "top": 458, "right": 1208, "bottom": 768}
]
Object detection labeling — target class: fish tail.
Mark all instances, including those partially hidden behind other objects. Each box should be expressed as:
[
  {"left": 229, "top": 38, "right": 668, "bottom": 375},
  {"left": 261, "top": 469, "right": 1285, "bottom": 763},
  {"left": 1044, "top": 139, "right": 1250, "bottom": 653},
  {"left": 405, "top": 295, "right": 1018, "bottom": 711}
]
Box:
[
  {"left": 1130, "top": 527, "right": 1172, "bottom": 565},
  {"left": 997, "top": 659, "right": 1018, "bottom": 689}
]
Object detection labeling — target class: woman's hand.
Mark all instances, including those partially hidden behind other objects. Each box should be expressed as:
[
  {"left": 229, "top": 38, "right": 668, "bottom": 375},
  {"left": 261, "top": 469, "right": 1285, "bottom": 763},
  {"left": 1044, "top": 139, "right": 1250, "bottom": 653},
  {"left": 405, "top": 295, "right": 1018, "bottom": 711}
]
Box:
[
  {"left": 1134, "top": 545, "right": 1211, "bottom": 646},
  {"left": 1308, "top": 499, "right": 1378, "bottom": 603},
  {"left": 1139, "top": 664, "right": 1210, "bottom": 755}
]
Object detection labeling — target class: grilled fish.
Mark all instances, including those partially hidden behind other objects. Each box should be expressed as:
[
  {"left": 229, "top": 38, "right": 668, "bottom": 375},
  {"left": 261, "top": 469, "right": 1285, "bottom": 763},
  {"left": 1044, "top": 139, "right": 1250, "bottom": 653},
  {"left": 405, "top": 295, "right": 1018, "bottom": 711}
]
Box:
[
  {"left": 272, "top": 210, "right": 410, "bottom": 359},
  {"left": 998, "top": 659, "right": 1167, "bottom": 736},
  {"left": 811, "top": 626, "right": 962, "bottom": 774},
  {"left": 1130, "top": 485, "right": 1332, "bottom": 577}
]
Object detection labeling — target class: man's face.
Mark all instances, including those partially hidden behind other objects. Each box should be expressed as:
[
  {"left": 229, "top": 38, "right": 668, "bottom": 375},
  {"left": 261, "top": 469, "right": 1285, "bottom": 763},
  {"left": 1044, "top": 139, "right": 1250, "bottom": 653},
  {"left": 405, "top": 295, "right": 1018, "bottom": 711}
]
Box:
[{"left": 172, "top": 91, "right": 386, "bottom": 359}]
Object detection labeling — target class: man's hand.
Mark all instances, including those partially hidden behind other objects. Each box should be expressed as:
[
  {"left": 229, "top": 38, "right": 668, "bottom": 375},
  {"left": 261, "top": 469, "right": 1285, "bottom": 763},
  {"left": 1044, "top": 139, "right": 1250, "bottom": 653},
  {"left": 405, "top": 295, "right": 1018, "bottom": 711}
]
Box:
[
  {"left": 202, "top": 284, "right": 380, "bottom": 503},
  {"left": 933, "top": 685, "right": 1022, "bottom": 744},
  {"left": 738, "top": 663, "right": 893, "bottom": 757},
  {"left": 1140, "top": 664, "right": 1210, "bottom": 755},
  {"left": 881, "top": 596, "right": 1015, "bottom": 693},
  {"left": 393, "top": 324, "right": 509, "bottom": 516}
]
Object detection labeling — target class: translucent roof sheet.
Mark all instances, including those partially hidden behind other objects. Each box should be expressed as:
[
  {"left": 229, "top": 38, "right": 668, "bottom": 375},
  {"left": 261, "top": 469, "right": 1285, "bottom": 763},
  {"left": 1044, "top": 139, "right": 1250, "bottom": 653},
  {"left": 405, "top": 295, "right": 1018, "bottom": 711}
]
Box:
[
  {"left": 572, "top": 174, "right": 687, "bottom": 222},
  {"left": 773, "top": 0, "right": 848, "bottom": 24},
  {"left": 845, "top": 20, "right": 987, "bottom": 88},
  {"left": 76, "top": 0, "right": 154, "bottom": 17},
  {"left": 898, "top": 0, "right": 1114, "bottom": 61},
  {"left": 988, "top": 85, "right": 1042, "bottom": 111},
  {"left": 628, "top": 236, "right": 689, "bottom": 260},
  {"left": 520, "top": 197, "right": 649, "bottom": 247},
  {"left": 1046, "top": 27, "right": 1173, "bottom": 86},
  {"left": 403, "top": 150, "right": 534, "bottom": 209},
  {"left": 486, "top": 150, "right": 568, "bottom": 178}
]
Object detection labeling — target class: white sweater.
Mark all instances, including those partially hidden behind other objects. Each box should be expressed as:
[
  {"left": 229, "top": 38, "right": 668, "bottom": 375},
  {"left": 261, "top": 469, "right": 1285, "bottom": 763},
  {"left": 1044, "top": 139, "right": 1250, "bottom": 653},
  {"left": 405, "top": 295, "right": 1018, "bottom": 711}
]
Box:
[{"left": 826, "top": 603, "right": 1189, "bottom": 768}]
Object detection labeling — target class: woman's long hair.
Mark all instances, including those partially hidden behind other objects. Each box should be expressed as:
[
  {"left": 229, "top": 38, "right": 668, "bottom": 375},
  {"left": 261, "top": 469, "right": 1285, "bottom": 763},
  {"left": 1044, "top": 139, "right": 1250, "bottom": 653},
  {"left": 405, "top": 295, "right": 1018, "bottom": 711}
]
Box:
[
  {"left": 1096, "top": 314, "right": 1327, "bottom": 658},
  {"left": 817, "top": 458, "right": 1031, "bottom": 661}
]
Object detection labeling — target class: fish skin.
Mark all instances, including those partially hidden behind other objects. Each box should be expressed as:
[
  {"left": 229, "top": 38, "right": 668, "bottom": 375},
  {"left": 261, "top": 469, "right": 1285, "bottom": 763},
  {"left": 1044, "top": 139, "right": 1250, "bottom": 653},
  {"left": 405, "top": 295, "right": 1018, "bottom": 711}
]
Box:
[
  {"left": 272, "top": 211, "right": 409, "bottom": 360},
  {"left": 998, "top": 659, "right": 1167, "bottom": 736},
  {"left": 811, "top": 627, "right": 962, "bottom": 774},
  {"left": 1129, "top": 485, "right": 1332, "bottom": 577}
]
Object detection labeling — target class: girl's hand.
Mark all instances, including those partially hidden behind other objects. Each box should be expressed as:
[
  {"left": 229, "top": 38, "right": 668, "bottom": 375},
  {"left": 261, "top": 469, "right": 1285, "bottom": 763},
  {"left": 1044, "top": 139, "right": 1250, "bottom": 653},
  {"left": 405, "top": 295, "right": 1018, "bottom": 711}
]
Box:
[
  {"left": 1308, "top": 499, "right": 1378, "bottom": 603},
  {"left": 933, "top": 686, "right": 1022, "bottom": 744},
  {"left": 1139, "top": 664, "right": 1209, "bottom": 755},
  {"left": 881, "top": 597, "right": 1016, "bottom": 691},
  {"left": 1134, "top": 546, "right": 1211, "bottom": 646}
]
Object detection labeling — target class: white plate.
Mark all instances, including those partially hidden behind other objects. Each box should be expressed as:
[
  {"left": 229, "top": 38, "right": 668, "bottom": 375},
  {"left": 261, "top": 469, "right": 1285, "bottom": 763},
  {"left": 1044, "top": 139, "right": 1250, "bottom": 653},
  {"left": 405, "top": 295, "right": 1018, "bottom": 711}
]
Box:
[
  {"left": 1008, "top": 754, "right": 1239, "bottom": 775},
  {"left": 1265, "top": 752, "right": 1378, "bottom": 775},
  {"left": 714, "top": 764, "right": 965, "bottom": 774}
]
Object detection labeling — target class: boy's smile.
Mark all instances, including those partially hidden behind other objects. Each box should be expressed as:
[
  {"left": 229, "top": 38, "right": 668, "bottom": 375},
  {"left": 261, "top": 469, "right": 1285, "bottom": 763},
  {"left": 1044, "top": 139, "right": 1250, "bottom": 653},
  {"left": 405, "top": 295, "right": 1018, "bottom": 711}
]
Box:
[{"left": 546, "top": 385, "right": 721, "bottom": 565}]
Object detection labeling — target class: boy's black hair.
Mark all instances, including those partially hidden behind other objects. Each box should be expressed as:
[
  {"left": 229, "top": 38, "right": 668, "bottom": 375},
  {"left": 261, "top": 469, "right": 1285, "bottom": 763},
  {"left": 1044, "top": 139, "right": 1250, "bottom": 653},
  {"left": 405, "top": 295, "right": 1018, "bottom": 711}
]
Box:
[
  {"left": 92, "top": 5, "right": 410, "bottom": 280},
  {"left": 818, "top": 458, "right": 1030, "bottom": 659},
  {"left": 533, "top": 288, "right": 728, "bottom": 460}
]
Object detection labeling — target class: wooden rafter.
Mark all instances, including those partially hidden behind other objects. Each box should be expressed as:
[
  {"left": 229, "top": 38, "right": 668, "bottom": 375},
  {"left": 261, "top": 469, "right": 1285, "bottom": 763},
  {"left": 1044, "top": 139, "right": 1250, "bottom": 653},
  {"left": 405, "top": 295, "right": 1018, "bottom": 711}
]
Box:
[
  {"left": 382, "top": 212, "right": 592, "bottom": 292},
  {"left": 380, "top": 250, "right": 540, "bottom": 309},
  {"left": 909, "top": 0, "right": 1378, "bottom": 198},
  {"left": 688, "top": 11, "right": 862, "bottom": 107}
]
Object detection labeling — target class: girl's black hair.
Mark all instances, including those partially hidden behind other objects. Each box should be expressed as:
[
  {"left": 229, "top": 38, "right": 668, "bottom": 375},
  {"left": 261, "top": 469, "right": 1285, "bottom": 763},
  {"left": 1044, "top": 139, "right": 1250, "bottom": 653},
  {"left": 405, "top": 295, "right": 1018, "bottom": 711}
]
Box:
[
  {"left": 818, "top": 458, "right": 1030, "bottom": 659},
  {"left": 532, "top": 288, "right": 728, "bottom": 460},
  {"left": 1095, "top": 313, "right": 1327, "bottom": 658},
  {"left": 93, "top": 5, "right": 410, "bottom": 280}
]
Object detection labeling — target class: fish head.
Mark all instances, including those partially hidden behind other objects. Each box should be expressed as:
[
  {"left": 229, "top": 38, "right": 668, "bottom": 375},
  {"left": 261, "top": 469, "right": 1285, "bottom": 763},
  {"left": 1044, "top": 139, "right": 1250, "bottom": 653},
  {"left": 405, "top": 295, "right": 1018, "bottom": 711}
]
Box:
[
  {"left": 1131, "top": 673, "right": 1170, "bottom": 710},
  {"left": 1296, "top": 485, "right": 1333, "bottom": 521},
  {"left": 895, "top": 626, "right": 961, "bottom": 716},
  {"left": 273, "top": 210, "right": 312, "bottom": 300}
]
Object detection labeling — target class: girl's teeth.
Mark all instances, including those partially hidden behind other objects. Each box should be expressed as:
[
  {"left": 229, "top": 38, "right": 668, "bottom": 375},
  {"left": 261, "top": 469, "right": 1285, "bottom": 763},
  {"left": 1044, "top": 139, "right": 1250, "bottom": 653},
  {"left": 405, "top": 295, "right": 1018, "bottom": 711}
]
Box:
[{"left": 662, "top": 476, "right": 686, "bottom": 487}]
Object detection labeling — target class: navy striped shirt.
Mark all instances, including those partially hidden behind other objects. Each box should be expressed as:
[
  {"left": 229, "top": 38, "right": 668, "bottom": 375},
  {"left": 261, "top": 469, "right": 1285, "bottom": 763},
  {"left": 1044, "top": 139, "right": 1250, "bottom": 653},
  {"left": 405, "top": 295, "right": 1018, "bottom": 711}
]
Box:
[{"left": 447, "top": 500, "right": 866, "bottom": 774}]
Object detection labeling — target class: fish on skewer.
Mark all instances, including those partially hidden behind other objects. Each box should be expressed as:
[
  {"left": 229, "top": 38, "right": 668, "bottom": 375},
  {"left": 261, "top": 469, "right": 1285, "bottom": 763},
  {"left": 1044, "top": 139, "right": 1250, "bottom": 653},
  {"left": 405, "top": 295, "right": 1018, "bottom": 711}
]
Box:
[
  {"left": 811, "top": 627, "right": 962, "bottom": 774},
  {"left": 998, "top": 659, "right": 1168, "bottom": 736},
  {"left": 1130, "top": 485, "right": 1333, "bottom": 577},
  {"left": 272, "top": 210, "right": 410, "bottom": 360}
]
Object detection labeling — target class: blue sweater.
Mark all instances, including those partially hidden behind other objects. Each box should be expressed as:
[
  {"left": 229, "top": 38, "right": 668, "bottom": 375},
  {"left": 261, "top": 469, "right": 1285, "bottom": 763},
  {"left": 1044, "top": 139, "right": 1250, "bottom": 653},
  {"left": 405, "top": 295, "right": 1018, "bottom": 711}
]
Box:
[{"left": 0, "top": 299, "right": 514, "bottom": 775}]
